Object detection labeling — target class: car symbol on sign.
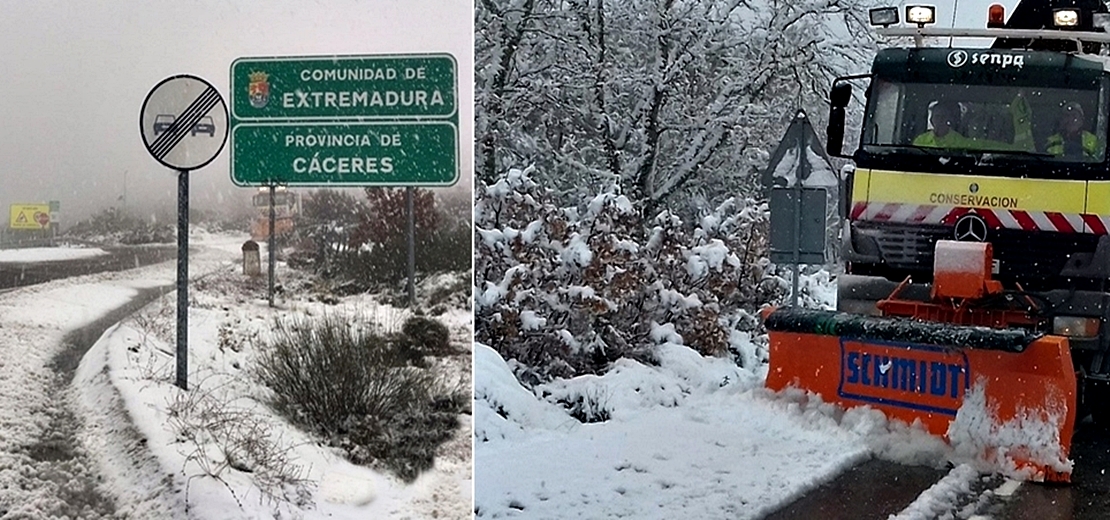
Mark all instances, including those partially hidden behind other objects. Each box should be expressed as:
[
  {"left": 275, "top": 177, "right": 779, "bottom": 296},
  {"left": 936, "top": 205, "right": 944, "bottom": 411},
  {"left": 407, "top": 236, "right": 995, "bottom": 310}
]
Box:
[
  {"left": 191, "top": 116, "right": 216, "bottom": 137},
  {"left": 153, "top": 114, "right": 175, "bottom": 135}
]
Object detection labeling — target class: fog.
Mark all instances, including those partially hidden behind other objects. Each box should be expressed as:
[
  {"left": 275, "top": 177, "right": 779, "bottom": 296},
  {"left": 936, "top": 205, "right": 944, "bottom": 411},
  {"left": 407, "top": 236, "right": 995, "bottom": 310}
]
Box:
[{"left": 0, "top": 0, "right": 473, "bottom": 228}]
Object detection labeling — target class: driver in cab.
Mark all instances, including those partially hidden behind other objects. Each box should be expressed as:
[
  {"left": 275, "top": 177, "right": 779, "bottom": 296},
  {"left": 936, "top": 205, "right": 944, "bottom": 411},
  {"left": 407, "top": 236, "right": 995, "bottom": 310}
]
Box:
[
  {"left": 912, "top": 98, "right": 1034, "bottom": 151},
  {"left": 913, "top": 101, "right": 969, "bottom": 148}
]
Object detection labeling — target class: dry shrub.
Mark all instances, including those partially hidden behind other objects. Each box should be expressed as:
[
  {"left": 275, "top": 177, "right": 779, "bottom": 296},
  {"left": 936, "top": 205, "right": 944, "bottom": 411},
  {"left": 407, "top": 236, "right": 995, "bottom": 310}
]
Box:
[{"left": 254, "top": 314, "right": 466, "bottom": 481}]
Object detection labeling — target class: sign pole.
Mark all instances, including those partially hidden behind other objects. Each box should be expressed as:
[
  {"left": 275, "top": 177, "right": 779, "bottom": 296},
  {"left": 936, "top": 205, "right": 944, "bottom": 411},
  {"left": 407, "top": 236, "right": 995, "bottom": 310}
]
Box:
[
  {"left": 406, "top": 187, "right": 416, "bottom": 307},
  {"left": 176, "top": 169, "right": 190, "bottom": 390},
  {"left": 139, "top": 73, "right": 229, "bottom": 393},
  {"left": 268, "top": 184, "right": 276, "bottom": 307},
  {"left": 792, "top": 127, "right": 809, "bottom": 308}
]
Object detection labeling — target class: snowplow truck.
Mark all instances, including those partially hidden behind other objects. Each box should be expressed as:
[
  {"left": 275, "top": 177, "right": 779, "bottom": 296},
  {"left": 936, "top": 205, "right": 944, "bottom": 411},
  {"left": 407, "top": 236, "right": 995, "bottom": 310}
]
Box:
[{"left": 764, "top": 1, "right": 1110, "bottom": 482}]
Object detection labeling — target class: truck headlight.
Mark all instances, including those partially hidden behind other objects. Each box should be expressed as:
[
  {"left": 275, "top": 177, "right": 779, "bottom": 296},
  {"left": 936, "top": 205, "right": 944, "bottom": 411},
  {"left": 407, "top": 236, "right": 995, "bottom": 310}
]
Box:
[
  {"left": 1053, "top": 316, "right": 1100, "bottom": 337},
  {"left": 869, "top": 7, "right": 899, "bottom": 27},
  {"left": 906, "top": 5, "right": 936, "bottom": 26},
  {"left": 1053, "top": 8, "right": 1080, "bottom": 27}
]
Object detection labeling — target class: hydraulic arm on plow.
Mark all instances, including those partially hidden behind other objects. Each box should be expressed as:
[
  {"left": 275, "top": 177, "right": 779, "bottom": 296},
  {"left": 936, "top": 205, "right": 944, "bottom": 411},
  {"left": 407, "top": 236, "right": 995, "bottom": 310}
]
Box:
[{"left": 765, "top": 241, "right": 1076, "bottom": 482}]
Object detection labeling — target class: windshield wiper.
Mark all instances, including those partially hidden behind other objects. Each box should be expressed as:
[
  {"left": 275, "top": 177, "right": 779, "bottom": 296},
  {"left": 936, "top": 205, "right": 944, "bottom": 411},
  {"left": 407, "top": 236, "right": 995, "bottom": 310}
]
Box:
[
  {"left": 866, "top": 144, "right": 1055, "bottom": 160},
  {"left": 989, "top": 149, "right": 1054, "bottom": 158},
  {"left": 863, "top": 144, "right": 972, "bottom": 156}
]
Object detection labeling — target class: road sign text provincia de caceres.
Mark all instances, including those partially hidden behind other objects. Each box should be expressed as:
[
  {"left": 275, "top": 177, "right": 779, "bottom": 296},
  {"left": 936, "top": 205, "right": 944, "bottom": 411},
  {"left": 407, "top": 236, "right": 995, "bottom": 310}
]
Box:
[{"left": 285, "top": 132, "right": 395, "bottom": 175}]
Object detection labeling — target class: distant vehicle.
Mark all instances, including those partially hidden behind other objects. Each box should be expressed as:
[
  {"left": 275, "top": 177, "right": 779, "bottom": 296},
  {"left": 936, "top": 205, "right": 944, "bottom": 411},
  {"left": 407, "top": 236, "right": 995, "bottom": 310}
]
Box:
[
  {"left": 191, "top": 116, "right": 216, "bottom": 137},
  {"left": 153, "top": 114, "right": 175, "bottom": 135},
  {"left": 250, "top": 188, "right": 300, "bottom": 241}
]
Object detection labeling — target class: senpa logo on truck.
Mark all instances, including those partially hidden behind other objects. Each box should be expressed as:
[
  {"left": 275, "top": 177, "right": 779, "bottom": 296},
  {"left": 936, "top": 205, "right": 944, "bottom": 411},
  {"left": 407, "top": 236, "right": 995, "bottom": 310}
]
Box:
[
  {"left": 839, "top": 339, "right": 970, "bottom": 416},
  {"left": 947, "top": 50, "right": 969, "bottom": 67},
  {"left": 947, "top": 50, "right": 1025, "bottom": 69}
]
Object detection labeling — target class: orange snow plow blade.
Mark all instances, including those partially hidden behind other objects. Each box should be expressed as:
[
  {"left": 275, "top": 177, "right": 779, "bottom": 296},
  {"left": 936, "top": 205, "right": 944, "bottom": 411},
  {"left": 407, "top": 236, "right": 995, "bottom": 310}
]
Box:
[
  {"left": 764, "top": 315, "right": 1075, "bottom": 481},
  {"left": 765, "top": 241, "right": 1076, "bottom": 482}
]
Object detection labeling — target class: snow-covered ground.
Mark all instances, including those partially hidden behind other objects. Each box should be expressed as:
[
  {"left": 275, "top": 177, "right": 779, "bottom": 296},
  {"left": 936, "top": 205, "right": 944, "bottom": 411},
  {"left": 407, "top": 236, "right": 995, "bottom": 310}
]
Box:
[
  {"left": 0, "top": 229, "right": 472, "bottom": 519},
  {"left": 0, "top": 245, "right": 107, "bottom": 263},
  {"left": 473, "top": 270, "right": 1024, "bottom": 520}
]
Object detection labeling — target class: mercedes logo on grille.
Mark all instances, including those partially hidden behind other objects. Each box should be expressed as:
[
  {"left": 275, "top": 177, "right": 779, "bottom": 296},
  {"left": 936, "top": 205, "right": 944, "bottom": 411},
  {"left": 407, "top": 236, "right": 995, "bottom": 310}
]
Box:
[{"left": 954, "top": 213, "right": 988, "bottom": 242}]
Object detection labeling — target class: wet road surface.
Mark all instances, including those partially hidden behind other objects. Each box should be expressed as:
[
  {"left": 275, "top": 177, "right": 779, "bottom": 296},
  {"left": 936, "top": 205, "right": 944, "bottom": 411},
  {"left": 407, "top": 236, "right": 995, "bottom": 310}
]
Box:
[
  {"left": 0, "top": 245, "right": 177, "bottom": 290},
  {"left": 0, "top": 245, "right": 176, "bottom": 518},
  {"left": 763, "top": 421, "right": 1110, "bottom": 520},
  {"left": 996, "top": 420, "right": 1110, "bottom": 520},
  {"left": 762, "top": 459, "right": 949, "bottom": 520}
]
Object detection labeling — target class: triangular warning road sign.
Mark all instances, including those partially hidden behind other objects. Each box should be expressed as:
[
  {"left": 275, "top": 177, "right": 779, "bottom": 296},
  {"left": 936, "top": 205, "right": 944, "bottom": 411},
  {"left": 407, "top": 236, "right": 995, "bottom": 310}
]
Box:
[{"left": 15, "top": 212, "right": 27, "bottom": 224}]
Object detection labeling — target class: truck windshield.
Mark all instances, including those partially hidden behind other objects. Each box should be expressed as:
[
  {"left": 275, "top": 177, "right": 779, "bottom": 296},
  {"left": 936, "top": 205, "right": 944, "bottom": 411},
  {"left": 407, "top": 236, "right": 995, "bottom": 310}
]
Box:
[{"left": 862, "top": 78, "right": 1108, "bottom": 163}]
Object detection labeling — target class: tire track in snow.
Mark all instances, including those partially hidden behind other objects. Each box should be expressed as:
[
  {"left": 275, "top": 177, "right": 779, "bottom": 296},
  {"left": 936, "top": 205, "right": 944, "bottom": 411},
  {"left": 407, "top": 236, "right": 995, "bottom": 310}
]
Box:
[{"left": 0, "top": 283, "right": 170, "bottom": 519}]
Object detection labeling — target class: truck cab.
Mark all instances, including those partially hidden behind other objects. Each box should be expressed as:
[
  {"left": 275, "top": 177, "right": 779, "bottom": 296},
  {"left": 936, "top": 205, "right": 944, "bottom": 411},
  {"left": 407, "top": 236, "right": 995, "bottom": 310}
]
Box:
[{"left": 829, "top": 2, "right": 1110, "bottom": 419}]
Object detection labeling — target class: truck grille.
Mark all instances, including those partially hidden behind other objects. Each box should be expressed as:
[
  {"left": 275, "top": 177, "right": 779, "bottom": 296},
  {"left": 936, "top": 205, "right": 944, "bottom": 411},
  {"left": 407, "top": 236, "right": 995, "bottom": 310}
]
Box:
[{"left": 856, "top": 222, "right": 1100, "bottom": 283}]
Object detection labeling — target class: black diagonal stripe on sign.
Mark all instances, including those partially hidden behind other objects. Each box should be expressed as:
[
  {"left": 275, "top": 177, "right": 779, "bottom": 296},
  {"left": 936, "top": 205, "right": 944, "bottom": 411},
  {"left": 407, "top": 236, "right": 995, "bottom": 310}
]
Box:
[
  {"left": 149, "top": 87, "right": 218, "bottom": 158},
  {"left": 150, "top": 87, "right": 220, "bottom": 160},
  {"left": 151, "top": 88, "right": 219, "bottom": 160},
  {"left": 149, "top": 87, "right": 218, "bottom": 157},
  {"left": 150, "top": 89, "right": 219, "bottom": 160}
]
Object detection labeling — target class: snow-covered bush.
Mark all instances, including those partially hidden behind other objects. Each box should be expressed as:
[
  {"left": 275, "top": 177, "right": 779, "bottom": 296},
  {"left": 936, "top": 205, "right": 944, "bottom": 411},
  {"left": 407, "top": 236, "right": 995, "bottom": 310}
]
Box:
[
  {"left": 253, "top": 313, "right": 467, "bottom": 482},
  {"left": 475, "top": 167, "right": 784, "bottom": 385}
]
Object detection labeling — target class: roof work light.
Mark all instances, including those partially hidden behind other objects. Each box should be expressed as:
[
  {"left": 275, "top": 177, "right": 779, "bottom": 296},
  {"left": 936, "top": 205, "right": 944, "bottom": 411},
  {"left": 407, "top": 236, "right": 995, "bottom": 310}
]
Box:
[
  {"left": 987, "top": 4, "right": 1005, "bottom": 28},
  {"left": 906, "top": 5, "right": 936, "bottom": 27},
  {"left": 1054, "top": 8, "right": 1080, "bottom": 27},
  {"left": 869, "top": 7, "right": 899, "bottom": 27}
]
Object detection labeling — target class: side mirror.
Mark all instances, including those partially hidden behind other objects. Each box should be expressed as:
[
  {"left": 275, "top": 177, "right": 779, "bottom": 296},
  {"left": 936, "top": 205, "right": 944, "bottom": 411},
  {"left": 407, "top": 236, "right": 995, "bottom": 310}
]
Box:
[
  {"left": 827, "top": 82, "right": 852, "bottom": 157},
  {"left": 830, "top": 82, "right": 852, "bottom": 109}
]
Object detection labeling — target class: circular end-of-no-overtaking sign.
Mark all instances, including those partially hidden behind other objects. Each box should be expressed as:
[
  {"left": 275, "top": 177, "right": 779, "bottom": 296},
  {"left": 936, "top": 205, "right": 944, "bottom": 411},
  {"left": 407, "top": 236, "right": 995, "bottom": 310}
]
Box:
[{"left": 140, "top": 74, "right": 229, "bottom": 171}]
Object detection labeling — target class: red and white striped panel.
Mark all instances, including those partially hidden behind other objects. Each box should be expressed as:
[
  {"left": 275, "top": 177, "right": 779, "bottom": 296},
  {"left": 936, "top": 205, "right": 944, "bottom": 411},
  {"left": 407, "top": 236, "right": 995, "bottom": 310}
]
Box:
[{"left": 850, "top": 202, "right": 1105, "bottom": 234}]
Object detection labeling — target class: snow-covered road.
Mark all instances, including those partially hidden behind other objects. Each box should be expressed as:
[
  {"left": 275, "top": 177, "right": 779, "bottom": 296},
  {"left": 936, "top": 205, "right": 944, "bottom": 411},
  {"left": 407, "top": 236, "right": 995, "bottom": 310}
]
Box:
[
  {"left": 473, "top": 340, "right": 1047, "bottom": 520},
  {"left": 0, "top": 233, "right": 473, "bottom": 519},
  {"left": 0, "top": 261, "right": 174, "bottom": 518}
]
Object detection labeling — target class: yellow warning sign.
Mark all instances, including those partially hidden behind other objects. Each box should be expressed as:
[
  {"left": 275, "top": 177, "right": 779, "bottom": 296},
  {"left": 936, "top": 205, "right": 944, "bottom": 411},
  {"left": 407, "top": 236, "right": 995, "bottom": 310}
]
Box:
[{"left": 9, "top": 203, "right": 50, "bottom": 230}]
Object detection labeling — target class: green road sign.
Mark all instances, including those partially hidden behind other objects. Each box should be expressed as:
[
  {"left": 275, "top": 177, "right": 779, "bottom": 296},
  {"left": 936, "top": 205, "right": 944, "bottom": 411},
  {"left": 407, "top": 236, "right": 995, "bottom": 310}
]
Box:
[
  {"left": 230, "top": 54, "right": 459, "bottom": 186},
  {"left": 230, "top": 122, "right": 458, "bottom": 186},
  {"left": 230, "top": 54, "right": 456, "bottom": 121}
]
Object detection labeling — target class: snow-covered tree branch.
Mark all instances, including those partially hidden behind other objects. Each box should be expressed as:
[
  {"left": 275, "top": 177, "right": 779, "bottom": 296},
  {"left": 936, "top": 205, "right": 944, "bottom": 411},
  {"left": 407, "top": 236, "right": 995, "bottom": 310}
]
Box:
[{"left": 475, "top": 0, "right": 878, "bottom": 215}]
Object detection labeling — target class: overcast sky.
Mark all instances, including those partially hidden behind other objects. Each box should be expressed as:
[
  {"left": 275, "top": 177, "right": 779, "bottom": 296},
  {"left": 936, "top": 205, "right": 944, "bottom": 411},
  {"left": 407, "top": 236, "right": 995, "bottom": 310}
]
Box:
[{"left": 0, "top": 0, "right": 473, "bottom": 224}]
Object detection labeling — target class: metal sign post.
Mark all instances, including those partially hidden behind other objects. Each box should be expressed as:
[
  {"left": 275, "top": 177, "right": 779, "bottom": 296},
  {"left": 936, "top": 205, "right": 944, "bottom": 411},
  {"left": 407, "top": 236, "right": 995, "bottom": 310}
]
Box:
[
  {"left": 268, "top": 184, "right": 276, "bottom": 307},
  {"left": 406, "top": 187, "right": 416, "bottom": 307},
  {"left": 140, "top": 74, "right": 228, "bottom": 391},
  {"left": 176, "top": 171, "right": 190, "bottom": 388},
  {"left": 765, "top": 111, "right": 833, "bottom": 307}
]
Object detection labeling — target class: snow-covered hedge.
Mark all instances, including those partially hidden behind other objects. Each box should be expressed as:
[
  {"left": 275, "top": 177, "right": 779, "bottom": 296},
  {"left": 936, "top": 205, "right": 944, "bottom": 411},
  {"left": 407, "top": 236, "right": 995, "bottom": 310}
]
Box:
[{"left": 475, "top": 167, "right": 786, "bottom": 385}]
